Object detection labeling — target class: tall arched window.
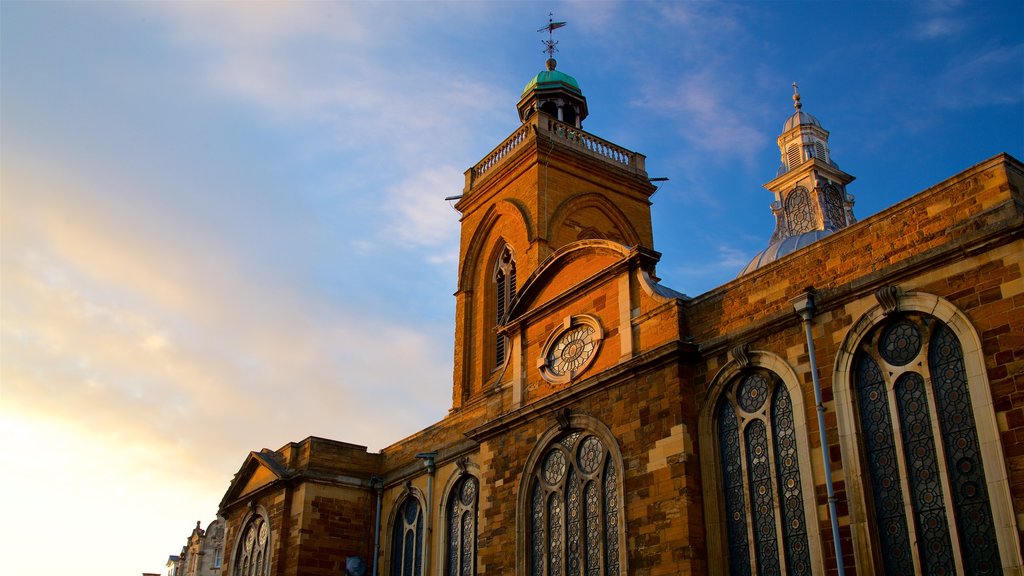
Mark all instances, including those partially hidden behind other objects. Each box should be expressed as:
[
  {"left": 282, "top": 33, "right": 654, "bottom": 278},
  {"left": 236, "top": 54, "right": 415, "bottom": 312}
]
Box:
[
  {"left": 852, "top": 313, "right": 1001, "bottom": 575},
  {"left": 785, "top": 187, "right": 814, "bottom": 235},
  {"left": 445, "top": 474, "right": 479, "bottom": 576},
  {"left": 235, "top": 513, "right": 270, "bottom": 576},
  {"left": 493, "top": 244, "right": 516, "bottom": 367},
  {"left": 717, "top": 369, "right": 812, "bottom": 576},
  {"left": 391, "top": 495, "right": 425, "bottom": 576},
  {"left": 526, "top": 429, "right": 622, "bottom": 576},
  {"left": 823, "top": 185, "right": 846, "bottom": 230}
]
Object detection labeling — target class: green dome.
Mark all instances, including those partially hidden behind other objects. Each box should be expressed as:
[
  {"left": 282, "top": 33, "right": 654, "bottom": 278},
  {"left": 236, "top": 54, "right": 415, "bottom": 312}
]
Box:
[{"left": 522, "top": 69, "right": 582, "bottom": 97}]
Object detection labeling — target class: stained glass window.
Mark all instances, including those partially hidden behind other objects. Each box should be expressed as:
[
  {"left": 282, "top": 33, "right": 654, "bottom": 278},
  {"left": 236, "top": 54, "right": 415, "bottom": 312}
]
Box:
[
  {"left": 391, "top": 496, "right": 424, "bottom": 576},
  {"left": 446, "top": 475, "right": 478, "bottom": 576},
  {"left": 235, "top": 514, "right": 270, "bottom": 576},
  {"left": 528, "top": 431, "right": 622, "bottom": 575},
  {"left": 786, "top": 187, "right": 814, "bottom": 235},
  {"left": 823, "top": 185, "right": 846, "bottom": 230},
  {"left": 852, "top": 314, "right": 1001, "bottom": 575},
  {"left": 494, "top": 245, "right": 517, "bottom": 367},
  {"left": 717, "top": 369, "right": 811, "bottom": 576}
]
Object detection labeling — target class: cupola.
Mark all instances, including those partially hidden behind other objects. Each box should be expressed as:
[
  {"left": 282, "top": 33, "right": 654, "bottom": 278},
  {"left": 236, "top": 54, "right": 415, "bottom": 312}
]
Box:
[
  {"left": 741, "top": 84, "right": 857, "bottom": 275},
  {"left": 517, "top": 57, "right": 589, "bottom": 127}
]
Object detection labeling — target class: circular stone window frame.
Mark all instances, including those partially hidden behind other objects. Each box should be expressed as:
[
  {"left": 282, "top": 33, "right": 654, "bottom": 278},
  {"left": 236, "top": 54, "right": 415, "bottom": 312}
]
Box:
[{"left": 537, "top": 314, "right": 604, "bottom": 384}]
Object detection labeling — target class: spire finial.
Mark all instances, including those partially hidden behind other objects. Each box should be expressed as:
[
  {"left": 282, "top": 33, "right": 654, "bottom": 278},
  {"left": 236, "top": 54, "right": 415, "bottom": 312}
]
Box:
[
  {"left": 792, "top": 82, "right": 802, "bottom": 110},
  {"left": 538, "top": 13, "right": 567, "bottom": 63}
]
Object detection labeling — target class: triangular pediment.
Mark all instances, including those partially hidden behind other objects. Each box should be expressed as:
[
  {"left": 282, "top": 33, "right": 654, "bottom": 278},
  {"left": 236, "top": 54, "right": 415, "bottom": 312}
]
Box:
[{"left": 218, "top": 450, "right": 291, "bottom": 509}]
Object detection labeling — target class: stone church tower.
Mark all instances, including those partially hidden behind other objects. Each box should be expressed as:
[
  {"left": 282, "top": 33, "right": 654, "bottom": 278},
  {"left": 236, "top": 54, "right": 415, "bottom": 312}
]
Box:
[
  {"left": 205, "top": 38, "right": 1024, "bottom": 576},
  {"left": 451, "top": 55, "right": 661, "bottom": 411}
]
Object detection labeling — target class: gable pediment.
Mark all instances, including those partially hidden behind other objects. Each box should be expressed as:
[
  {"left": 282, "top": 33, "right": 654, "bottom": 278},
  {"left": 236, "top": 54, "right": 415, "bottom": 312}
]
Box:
[{"left": 218, "top": 450, "right": 291, "bottom": 509}]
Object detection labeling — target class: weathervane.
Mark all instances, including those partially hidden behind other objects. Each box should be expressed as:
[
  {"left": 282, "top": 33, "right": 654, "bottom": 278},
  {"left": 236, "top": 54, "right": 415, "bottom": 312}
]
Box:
[{"left": 538, "top": 13, "right": 567, "bottom": 60}]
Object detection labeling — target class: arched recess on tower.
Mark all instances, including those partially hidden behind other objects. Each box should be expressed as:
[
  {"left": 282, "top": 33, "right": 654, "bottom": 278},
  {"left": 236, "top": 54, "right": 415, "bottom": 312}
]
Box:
[{"left": 546, "top": 192, "right": 643, "bottom": 250}]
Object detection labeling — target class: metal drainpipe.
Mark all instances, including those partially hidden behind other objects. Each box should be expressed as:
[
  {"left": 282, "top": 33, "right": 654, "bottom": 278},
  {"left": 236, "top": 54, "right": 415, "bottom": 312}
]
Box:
[
  {"left": 371, "top": 477, "right": 383, "bottom": 576},
  {"left": 416, "top": 453, "right": 437, "bottom": 575},
  {"left": 791, "top": 289, "right": 846, "bottom": 576}
]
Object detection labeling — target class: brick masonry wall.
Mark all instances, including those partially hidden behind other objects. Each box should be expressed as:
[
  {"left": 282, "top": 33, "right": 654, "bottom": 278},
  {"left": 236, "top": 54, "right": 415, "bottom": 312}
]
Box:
[{"left": 685, "top": 155, "right": 1023, "bottom": 574}]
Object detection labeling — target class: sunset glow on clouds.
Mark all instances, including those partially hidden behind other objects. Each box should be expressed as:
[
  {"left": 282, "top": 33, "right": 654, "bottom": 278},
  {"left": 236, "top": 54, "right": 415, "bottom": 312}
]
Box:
[{"left": 2, "top": 2, "right": 1021, "bottom": 574}]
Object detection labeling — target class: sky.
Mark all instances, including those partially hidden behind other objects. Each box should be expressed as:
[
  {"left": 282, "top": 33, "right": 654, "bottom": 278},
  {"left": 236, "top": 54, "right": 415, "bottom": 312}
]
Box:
[{"left": 1, "top": 1, "right": 1021, "bottom": 574}]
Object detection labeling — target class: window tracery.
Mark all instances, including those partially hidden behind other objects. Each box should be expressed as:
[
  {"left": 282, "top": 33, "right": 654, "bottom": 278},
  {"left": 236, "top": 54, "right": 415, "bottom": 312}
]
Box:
[
  {"left": 235, "top": 514, "right": 270, "bottom": 576},
  {"left": 785, "top": 187, "right": 814, "bottom": 235},
  {"left": 717, "top": 369, "right": 812, "bottom": 576},
  {"left": 391, "top": 495, "right": 425, "bottom": 576},
  {"left": 852, "top": 313, "right": 1001, "bottom": 575},
  {"left": 823, "top": 185, "right": 846, "bottom": 230},
  {"left": 527, "top": 429, "right": 622, "bottom": 575},
  {"left": 446, "top": 475, "right": 479, "bottom": 576}
]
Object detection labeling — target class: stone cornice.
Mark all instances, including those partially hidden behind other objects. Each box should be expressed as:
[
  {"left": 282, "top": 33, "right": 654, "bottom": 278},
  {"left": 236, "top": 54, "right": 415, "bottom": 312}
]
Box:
[{"left": 465, "top": 339, "right": 697, "bottom": 443}]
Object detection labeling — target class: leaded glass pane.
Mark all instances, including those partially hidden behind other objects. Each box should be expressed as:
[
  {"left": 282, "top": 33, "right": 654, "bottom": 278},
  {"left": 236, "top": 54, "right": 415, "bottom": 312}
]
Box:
[
  {"left": 549, "top": 493, "right": 563, "bottom": 576},
  {"left": 544, "top": 449, "right": 568, "bottom": 486},
  {"left": 718, "top": 402, "right": 751, "bottom": 576},
  {"left": 786, "top": 187, "right": 813, "bottom": 234},
  {"left": 448, "top": 497, "right": 459, "bottom": 576},
  {"left": 567, "top": 468, "right": 581, "bottom": 576},
  {"left": 446, "top": 475, "right": 478, "bottom": 576},
  {"left": 529, "top": 430, "right": 621, "bottom": 576},
  {"left": 895, "top": 372, "right": 954, "bottom": 575},
  {"left": 855, "top": 353, "right": 915, "bottom": 575},
  {"left": 584, "top": 481, "right": 601, "bottom": 576},
  {"left": 930, "top": 324, "right": 1002, "bottom": 575},
  {"left": 746, "top": 419, "right": 780, "bottom": 575},
  {"left": 531, "top": 484, "right": 544, "bottom": 576},
  {"left": 855, "top": 314, "right": 1003, "bottom": 575},
  {"left": 579, "top": 436, "right": 603, "bottom": 474},
  {"left": 879, "top": 319, "right": 922, "bottom": 366},
  {"left": 737, "top": 372, "right": 769, "bottom": 413},
  {"left": 604, "top": 458, "right": 620, "bottom": 576},
  {"left": 824, "top": 185, "right": 846, "bottom": 229},
  {"left": 236, "top": 516, "right": 269, "bottom": 576},
  {"left": 771, "top": 384, "right": 811, "bottom": 576},
  {"left": 461, "top": 512, "right": 473, "bottom": 576},
  {"left": 392, "top": 497, "right": 424, "bottom": 576}
]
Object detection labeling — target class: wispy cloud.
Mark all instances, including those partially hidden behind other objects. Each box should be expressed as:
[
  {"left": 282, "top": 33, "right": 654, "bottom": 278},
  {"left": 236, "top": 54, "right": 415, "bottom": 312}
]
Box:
[
  {"left": 932, "top": 43, "right": 1024, "bottom": 109},
  {"left": 910, "top": 0, "right": 968, "bottom": 39}
]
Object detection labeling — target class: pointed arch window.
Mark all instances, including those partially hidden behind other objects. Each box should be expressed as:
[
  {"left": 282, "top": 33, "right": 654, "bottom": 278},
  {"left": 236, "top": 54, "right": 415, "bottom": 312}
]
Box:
[
  {"left": 391, "top": 495, "right": 425, "bottom": 576},
  {"left": 852, "top": 313, "right": 1001, "bottom": 575},
  {"left": 785, "top": 187, "right": 814, "bottom": 235},
  {"left": 235, "top": 514, "right": 270, "bottom": 576},
  {"left": 717, "top": 369, "right": 812, "bottom": 576},
  {"left": 446, "top": 474, "right": 479, "bottom": 576},
  {"left": 494, "top": 244, "right": 517, "bottom": 367},
  {"left": 527, "top": 430, "right": 622, "bottom": 576}
]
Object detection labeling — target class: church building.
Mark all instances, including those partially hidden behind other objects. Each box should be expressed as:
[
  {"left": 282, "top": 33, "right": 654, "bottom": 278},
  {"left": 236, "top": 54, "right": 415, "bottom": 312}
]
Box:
[{"left": 208, "top": 49, "right": 1024, "bottom": 576}]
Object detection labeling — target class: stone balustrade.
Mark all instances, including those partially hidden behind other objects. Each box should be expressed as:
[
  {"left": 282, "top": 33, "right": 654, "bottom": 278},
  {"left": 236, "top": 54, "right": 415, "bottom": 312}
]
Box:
[{"left": 466, "top": 114, "right": 646, "bottom": 191}]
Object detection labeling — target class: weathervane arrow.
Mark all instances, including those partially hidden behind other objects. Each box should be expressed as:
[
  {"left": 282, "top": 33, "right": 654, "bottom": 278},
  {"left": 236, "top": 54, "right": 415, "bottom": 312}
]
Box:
[{"left": 538, "top": 13, "right": 567, "bottom": 59}]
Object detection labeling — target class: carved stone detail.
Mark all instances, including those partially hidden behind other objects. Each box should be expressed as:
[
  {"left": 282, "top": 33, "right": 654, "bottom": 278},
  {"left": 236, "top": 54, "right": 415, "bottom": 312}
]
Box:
[
  {"left": 875, "top": 285, "right": 902, "bottom": 315},
  {"left": 730, "top": 344, "right": 752, "bottom": 368},
  {"left": 555, "top": 407, "right": 572, "bottom": 430}
]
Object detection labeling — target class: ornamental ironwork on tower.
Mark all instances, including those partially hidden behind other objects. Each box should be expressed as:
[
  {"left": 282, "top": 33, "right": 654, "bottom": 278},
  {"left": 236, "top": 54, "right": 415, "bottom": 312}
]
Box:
[{"left": 741, "top": 84, "right": 857, "bottom": 274}]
